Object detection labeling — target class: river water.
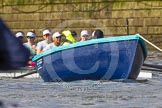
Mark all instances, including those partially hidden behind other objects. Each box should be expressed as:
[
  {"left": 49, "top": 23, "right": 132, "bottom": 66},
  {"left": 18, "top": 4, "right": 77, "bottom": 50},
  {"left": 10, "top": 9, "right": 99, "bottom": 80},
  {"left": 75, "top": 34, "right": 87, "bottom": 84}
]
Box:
[{"left": 0, "top": 51, "right": 162, "bottom": 108}]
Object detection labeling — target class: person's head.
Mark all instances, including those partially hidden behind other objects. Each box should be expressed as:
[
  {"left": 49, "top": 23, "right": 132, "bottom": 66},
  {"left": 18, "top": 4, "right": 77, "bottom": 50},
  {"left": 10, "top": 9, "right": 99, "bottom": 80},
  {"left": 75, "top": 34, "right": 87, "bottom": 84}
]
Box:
[
  {"left": 80, "top": 30, "right": 89, "bottom": 41},
  {"left": 62, "top": 30, "right": 76, "bottom": 43},
  {"left": 92, "top": 29, "right": 104, "bottom": 39},
  {"left": 15, "top": 31, "right": 24, "bottom": 43},
  {"left": 26, "top": 31, "right": 35, "bottom": 43},
  {"left": 52, "top": 32, "right": 62, "bottom": 46},
  {"left": 42, "top": 29, "right": 52, "bottom": 43},
  {"left": 70, "top": 30, "right": 77, "bottom": 38}
]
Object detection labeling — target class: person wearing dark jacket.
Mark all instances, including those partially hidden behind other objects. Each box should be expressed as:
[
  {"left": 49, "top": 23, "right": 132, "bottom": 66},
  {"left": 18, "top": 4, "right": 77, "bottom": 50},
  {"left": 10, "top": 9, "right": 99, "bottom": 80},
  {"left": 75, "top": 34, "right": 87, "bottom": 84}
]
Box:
[{"left": 92, "top": 29, "right": 104, "bottom": 39}]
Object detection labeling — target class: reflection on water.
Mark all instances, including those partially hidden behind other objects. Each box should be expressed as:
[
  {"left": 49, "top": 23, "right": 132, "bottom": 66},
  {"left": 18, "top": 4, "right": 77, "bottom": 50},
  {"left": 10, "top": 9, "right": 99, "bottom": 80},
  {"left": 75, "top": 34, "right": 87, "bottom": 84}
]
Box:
[{"left": 0, "top": 51, "right": 162, "bottom": 108}]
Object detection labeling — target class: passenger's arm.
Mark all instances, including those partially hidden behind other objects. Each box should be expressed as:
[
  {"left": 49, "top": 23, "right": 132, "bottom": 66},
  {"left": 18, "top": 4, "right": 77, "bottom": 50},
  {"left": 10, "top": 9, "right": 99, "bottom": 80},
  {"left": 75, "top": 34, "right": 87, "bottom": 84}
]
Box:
[{"left": 36, "top": 42, "right": 42, "bottom": 54}]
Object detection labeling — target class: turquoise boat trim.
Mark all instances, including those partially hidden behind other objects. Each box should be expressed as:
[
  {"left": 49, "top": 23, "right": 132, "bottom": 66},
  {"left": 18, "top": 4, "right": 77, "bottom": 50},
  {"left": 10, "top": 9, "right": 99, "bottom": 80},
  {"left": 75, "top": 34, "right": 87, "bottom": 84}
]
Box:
[{"left": 32, "top": 34, "right": 147, "bottom": 61}]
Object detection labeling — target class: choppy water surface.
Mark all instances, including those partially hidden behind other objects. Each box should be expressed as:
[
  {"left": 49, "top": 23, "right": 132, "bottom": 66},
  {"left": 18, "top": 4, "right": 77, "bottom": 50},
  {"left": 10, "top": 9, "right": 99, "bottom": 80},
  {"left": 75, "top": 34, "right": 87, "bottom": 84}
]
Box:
[{"left": 0, "top": 53, "right": 162, "bottom": 108}]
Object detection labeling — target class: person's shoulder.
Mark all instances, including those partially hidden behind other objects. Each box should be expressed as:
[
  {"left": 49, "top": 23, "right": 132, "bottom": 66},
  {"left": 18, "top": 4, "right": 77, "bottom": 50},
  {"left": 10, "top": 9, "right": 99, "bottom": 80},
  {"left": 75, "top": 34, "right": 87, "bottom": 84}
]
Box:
[
  {"left": 37, "top": 40, "right": 45, "bottom": 44},
  {"left": 43, "top": 43, "right": 53, "bottom": 51},
  {"left": 62, "top": 42, "right": 70, "bottom": 46},
  {"left": 48, "top": 43, "right": 59, "bottom": 49},
  {"left": 23, "top": 42, "right": 29, "bottom": 47},
  {"left": 37, "top": 40, "right": 45, "bottom": 46},
  {"left": 46, "top": 43, "right": 52, "bottom": 47},
  {"left": 45, "top": 44, "right": 50, "bottom": 48},
  {"left": 23, "top": 42, "right": 28, "bottom": 45}
]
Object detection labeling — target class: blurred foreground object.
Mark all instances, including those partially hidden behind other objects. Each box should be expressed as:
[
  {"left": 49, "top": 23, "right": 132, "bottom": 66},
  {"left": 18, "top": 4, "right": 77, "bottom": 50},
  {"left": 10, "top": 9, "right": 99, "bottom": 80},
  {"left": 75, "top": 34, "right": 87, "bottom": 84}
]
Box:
[
  {"left": 0, "top": 100, "right": 18, "bottom": 108},
  {"left": 0, "top": 18, "right": 30, "bottom": 70}
]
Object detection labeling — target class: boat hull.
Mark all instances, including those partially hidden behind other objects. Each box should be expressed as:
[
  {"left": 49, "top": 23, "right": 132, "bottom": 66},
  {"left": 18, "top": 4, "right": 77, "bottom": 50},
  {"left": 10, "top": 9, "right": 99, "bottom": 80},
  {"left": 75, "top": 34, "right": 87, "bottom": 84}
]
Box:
[{"left": 33, "top": 35, "right": 147, "bottom": 82}]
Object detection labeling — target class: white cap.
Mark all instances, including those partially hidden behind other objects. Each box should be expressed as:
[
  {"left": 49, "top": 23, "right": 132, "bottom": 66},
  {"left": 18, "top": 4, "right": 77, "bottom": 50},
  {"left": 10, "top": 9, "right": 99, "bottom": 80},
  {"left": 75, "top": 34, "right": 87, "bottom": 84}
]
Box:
[
  {"left": 81, "top": 30, "right": 89, "bottom": 36},
  {"left": 26, "top": 32, "right": 35, "bottom": 38},
  {"left": 43, "top": 29, "right": 51, "bottom": 35},
  {"left": 52, "top": 32, "right": 62, "bottom": 38},
  {"left": 15, "top": 32, "right": 24, "bottom": 38}
]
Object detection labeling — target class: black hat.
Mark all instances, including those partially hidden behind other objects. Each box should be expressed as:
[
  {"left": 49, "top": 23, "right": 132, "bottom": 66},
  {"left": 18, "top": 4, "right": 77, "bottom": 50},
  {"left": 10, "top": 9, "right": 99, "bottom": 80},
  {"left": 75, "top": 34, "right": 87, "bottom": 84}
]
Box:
[
  {"left": 92, "top": 29, "right": 104, "bottom": 39},
  {"left": 70, "top": 30, "right": 77, "bottom": 37}
]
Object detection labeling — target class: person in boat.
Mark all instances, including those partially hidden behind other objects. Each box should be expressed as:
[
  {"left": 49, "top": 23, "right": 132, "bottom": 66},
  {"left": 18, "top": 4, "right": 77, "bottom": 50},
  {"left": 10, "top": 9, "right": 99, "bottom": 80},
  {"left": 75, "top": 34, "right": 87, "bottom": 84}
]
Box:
[
  {"left": 61, "top": 30, "right": 77, "bottom": 45},
  {"left": 36, "top": 28, "right": 52, "bottom": 54},
  {"left": 80, "top": 30, "right": 90, "bottom": 41},
  {"left": 43, "top": 32, "right": 62, "bottom": 51},
  {"left": 24, "top": 31, "right": 36, "bottom": 56},
  {"left": 23, "top": 31, "right": 37, "bottom": 67},
  {"left": 15, "top": 31, "right": 24, "bottom": 43},
  {"left": 91, "top": 29, "right": 104, "bottom": 39}
]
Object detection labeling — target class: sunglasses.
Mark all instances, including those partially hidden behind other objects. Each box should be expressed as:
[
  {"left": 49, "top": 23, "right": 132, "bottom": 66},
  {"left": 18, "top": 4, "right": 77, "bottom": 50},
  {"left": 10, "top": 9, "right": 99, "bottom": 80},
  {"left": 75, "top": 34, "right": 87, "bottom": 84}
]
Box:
[
  {"left": 27, "top": 36, "right": 34, "bottom": 39},
  {"left": 44, "top": 34, "right": 50, "bottom": 36},
  {"left": 18, "top": 36, "right": 23, "bottom": 39}
]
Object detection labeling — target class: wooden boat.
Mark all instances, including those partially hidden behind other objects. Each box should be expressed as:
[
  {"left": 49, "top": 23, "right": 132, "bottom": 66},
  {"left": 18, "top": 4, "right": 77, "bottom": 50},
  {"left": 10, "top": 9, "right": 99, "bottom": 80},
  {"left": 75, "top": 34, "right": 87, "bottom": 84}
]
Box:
[{"left": 32, "top": 34, "right": 147, "bottom": 82}]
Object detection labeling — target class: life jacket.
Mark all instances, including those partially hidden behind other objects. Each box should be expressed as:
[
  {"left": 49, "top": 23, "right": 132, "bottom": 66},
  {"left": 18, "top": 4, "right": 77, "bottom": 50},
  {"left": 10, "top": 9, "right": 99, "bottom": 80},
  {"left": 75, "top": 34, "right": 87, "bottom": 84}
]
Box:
[{"left": 61, "top": 30, "right": 76, "bottom": 45}]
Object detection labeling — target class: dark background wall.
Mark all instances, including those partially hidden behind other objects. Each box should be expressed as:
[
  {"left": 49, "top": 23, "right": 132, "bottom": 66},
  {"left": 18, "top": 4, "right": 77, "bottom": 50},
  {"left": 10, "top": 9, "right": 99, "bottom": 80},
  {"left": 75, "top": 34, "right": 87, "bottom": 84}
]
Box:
[{"left": 0, "top": 0, "right": 162, "bottom": 49}]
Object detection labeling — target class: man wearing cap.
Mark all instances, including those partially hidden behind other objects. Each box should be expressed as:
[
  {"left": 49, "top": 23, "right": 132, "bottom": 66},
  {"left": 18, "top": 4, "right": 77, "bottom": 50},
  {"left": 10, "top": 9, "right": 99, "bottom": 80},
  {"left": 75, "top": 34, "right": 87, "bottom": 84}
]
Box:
[
  {"left": 23, "top": 31, "right": 36, "bottom": 56},
  {"left": 43, "top": 32, "right": 62, "bottom": 51},
  {"left": 23, "top": 31, "right": 36, "bottom": 67},
  {"left": 80, "top": 30, "right": 90, "bottom": 41},
  {"left": 36, "top": 28, "right": 52, "bottom": 54},
  {"left": 15, "top": 31, "right": 24, "bottom": 43}
]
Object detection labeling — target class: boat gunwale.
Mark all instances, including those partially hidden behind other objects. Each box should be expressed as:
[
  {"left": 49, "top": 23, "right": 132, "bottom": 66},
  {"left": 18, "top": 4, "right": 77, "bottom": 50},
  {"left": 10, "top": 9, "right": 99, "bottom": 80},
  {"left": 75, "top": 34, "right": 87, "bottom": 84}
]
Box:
[{"left": 32, "top": 34, "right": 147, "bottom": 61}]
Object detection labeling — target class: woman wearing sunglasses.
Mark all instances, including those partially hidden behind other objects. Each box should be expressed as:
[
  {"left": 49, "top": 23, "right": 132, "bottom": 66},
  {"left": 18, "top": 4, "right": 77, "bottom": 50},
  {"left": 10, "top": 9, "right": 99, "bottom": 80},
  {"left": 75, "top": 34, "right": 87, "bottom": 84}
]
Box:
[{"left": 23, "top": 31, "right": 36, "bottom": 67}]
